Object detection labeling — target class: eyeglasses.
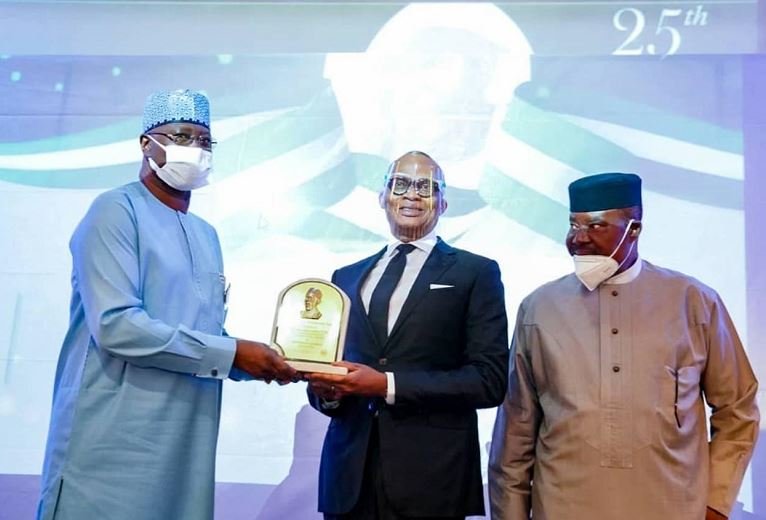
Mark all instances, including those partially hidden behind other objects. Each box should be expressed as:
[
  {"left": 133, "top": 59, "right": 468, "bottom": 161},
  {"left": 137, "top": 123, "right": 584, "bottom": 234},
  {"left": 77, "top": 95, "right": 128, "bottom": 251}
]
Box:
[
  {"left": 568, "top": 221, "right": 613, "bottom": 235},
  {"left": 568, "top": 218, "right": 639, "bottom": 236},
  {"left": 386, "top": 174, "right": 445, "bottom": 198},
  {"left": 147, "top": 132, "right": 217, "bottom": 150}
]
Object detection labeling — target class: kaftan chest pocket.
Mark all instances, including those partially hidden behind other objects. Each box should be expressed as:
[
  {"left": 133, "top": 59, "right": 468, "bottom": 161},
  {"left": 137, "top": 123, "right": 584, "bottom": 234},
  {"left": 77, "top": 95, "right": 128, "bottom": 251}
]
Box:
[
  {"left": 636, "top": 365, "right": 705, "bottom": 466},
  {"left": 655, "top": 365, "right": 703, "bottom": 447},
  {"left": 203, "top": 272, "right": 227, "bottom": 333}
]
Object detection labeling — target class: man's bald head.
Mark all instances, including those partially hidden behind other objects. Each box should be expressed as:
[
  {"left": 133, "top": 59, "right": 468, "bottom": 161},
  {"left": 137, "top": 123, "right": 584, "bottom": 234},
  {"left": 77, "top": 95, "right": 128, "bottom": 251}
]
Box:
[{"left": 380, "top": 151, "right": 447, "bottom": 242}]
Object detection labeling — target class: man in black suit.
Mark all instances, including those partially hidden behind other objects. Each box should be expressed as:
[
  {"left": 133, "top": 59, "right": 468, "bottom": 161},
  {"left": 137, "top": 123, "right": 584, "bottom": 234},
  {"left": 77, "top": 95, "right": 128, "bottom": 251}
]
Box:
[{"left": 307, "top": 151, "right": 509, "bottom": 520}]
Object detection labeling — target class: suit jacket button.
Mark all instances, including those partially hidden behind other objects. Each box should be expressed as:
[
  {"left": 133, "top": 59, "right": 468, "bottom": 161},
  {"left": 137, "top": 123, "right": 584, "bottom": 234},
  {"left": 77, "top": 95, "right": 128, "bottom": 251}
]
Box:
[{"left": 379, "top": 358, "right": 387, "bottom": 366}]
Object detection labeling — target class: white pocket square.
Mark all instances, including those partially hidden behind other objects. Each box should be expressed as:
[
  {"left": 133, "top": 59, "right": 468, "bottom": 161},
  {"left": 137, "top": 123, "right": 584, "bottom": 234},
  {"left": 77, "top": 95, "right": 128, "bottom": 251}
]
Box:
[{"left": 429, "top": 283, "right": 454, "bottom": 290}]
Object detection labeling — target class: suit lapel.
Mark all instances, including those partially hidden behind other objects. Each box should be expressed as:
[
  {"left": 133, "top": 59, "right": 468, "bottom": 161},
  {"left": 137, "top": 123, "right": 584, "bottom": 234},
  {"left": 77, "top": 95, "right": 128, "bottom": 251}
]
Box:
[
  {"left": 385, "top": 238, "right": 456, "bottom": 349},
  {"left": 349, "top": 246, "right": 388, "bottom": 352}
]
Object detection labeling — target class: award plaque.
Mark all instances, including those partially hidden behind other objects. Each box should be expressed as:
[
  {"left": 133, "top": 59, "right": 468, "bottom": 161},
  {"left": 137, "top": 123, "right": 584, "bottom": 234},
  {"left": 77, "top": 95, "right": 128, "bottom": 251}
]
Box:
[{"left": 270, "top": 279, "right": 350, "bottom": 375}]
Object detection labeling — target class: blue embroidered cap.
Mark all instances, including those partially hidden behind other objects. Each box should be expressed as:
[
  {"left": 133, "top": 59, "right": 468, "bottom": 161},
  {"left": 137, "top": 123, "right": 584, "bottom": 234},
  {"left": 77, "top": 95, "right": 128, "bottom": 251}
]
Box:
[
  {"left": 568, "top": 172, "right": 642, "bottom": 212},
  {"left": 142, "top": 89, "right": 210, "bottom": 133}
]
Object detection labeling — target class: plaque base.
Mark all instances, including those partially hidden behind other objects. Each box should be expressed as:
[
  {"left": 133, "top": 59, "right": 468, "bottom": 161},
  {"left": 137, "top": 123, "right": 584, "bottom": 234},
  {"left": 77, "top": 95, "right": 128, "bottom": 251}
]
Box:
[{"left": 288, "top": 360, "right": 349, "bottom": 375}]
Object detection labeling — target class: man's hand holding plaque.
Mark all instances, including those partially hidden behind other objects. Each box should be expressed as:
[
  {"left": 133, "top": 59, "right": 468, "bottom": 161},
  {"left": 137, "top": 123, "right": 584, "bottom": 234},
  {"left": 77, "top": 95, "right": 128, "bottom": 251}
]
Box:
[
  {"left": 270, "top": 279, "right": 350, "bottom": 375},
  {"left": 307, "top": 361, "right": 388, "bottom": 400},
  {"left": 233, "top": 339, "right": 298, "bottom": 384}
]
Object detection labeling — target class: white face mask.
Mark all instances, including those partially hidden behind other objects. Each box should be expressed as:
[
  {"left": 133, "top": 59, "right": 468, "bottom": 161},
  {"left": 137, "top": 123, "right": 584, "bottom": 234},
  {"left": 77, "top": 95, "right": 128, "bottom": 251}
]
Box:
[
  {"left": 146, "top": 135, "right": 212, "bottom": 191},
  {"left": 573, "top": 219, "right": 636, "bottom": 291}
]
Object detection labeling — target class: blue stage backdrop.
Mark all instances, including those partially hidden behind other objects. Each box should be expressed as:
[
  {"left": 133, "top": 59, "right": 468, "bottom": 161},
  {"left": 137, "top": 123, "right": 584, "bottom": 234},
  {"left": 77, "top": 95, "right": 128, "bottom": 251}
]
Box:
[{"left": 0, "top": 1, "right": 764, "bottom": 519}]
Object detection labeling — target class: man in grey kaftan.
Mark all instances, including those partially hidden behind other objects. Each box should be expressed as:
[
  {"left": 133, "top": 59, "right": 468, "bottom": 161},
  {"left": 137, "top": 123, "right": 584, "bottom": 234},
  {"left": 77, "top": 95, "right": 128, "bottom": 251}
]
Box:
[{"left": 488, "top": 172, "right": 759, "bottom": 520}]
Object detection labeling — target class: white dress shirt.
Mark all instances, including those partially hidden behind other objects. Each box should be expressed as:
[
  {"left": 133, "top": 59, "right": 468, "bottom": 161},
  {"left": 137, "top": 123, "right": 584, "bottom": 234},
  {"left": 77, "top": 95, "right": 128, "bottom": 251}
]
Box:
[{"left": 360, "top": 230, "right": 438, "bottom": 404}]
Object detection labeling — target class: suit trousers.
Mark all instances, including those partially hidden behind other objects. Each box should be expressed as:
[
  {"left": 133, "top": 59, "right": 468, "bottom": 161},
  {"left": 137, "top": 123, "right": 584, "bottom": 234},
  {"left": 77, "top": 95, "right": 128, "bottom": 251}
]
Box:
[{"left": 323, "top": 418, "right": 465, "bottom": 520}]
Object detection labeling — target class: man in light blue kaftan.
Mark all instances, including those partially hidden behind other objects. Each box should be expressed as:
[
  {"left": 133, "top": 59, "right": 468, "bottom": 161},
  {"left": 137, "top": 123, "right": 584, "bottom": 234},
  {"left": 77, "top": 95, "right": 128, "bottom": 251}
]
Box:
[{"left": 36, "top": 90, "right": 296, "bottom": 520}]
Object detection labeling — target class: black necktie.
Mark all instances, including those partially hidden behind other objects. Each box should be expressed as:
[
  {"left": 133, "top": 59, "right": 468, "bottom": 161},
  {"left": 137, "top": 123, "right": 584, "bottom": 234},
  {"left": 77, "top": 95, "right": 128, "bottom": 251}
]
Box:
[{"left": 368, "top": 243, "right": 416, "bottom": 347}]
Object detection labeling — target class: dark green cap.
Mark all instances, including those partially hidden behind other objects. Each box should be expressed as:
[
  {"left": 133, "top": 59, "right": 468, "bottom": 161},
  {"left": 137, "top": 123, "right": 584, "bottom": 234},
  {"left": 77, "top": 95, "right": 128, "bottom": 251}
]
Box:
[{"left": 569, "top": 173, "right": 642, "bottom": 212}]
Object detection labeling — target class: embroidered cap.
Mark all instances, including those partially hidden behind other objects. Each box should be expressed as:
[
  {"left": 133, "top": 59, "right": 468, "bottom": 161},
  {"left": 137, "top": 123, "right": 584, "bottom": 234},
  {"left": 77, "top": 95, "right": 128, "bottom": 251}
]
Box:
[
  {"left": 142, "top": 89, "right": 210, "bottom": 133},
  {"left": 568, "top": 172, "right": 642, "bottom": 212}
]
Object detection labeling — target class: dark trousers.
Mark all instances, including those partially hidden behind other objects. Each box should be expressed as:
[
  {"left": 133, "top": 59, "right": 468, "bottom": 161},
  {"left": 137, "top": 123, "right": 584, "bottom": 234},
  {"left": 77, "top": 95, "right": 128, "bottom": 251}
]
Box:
[{"left": 324, "top": 420, "right": 464, "bottom": 520}]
